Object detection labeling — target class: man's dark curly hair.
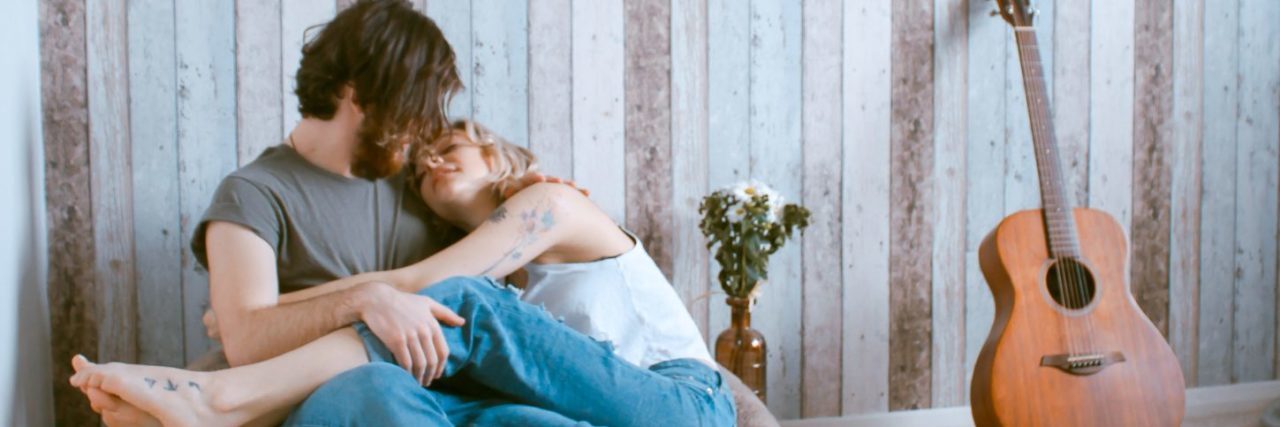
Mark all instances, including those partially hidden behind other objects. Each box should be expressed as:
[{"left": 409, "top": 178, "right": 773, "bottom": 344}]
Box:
[{"left": 295, "top": 0, "right": 462, "bottom": 178}]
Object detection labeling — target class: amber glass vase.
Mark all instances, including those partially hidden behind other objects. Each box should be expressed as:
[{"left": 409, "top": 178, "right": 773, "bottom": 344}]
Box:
[{"left": 715, "top": 296, "right": 767, "bottom": 402}]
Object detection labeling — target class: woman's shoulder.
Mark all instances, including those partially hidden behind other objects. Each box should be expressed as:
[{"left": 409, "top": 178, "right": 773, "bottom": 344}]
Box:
[{"left": 508, "top": 182, "right": 598, "bottom": 214}]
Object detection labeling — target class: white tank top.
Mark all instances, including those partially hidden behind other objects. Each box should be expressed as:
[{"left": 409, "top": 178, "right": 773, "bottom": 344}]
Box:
[{"left": 519, "top": 230, "right": 715, "bottom": 369}]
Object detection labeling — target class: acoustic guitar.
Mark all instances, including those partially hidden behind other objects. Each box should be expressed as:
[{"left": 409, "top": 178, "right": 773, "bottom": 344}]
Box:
[{"left": 970, "top": 1, "right": 1186, "bottom": 426}]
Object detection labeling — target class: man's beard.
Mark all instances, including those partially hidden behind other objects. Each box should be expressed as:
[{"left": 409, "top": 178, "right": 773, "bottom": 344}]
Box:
[{"left": 351, "top": 120, "right": 409, "bottom": 179}]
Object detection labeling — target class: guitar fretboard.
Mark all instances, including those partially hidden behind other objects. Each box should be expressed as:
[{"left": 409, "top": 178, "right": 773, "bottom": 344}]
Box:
[{"left": 1013, "top": 27, "right": 1080, "bottom": 258}]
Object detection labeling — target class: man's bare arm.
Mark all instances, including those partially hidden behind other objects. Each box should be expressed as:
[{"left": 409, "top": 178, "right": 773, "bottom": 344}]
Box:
[{"left": 205, "top": 221, "right": 371, "bottom": 366}]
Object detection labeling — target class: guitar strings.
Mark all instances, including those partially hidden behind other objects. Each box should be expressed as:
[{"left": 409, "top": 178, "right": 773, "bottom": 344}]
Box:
[{"left": 1017, "top": 26, "right": 1090, "bottom": 356}]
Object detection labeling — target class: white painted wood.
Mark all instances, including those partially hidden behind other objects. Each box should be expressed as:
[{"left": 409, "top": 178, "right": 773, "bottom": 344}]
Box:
[
  {"left": 127, "top": 0, "right": 183, "bottom": 367},
  {"left": 931, "top": 0, "right": 967, "bottom": 409},
  {"left": 280, "top": 0, "right": 335, "bottom": 138},
  {"left": 1197, "top": 0, "right": 1240, "bottom": 387},
  {"left": 470, "top": 0, "right": 527, "bottom": 147},
  {"left": 1052, "top": 0, "right": 1091, "bottom": 208},
  {"left": 175, "top": 0, "right": 237, "bottom": 364},
  {"left": 670, "top": 0, "right": 710, "bottom": 339},
  {"left": 1231, "top": 0, "right": 1279, "bottom": 383},
  {"left": 86, "top": 0, "right": 137, "bottom": 363},
  {"left": 1169, "top": 0, "right": 1205, "bottom": 386},
  {"left": 427, "top": 0, "right": 472, "bottom": 120},
  {"left": 749, "top": 0, "right": 803, "bottom": 417},
  {"left": 705, "top": 0, "right": 750, "bottom": 358},
  {"left": 841, "top": 0, "right": 892, "bottom": 415},
  {"left": 570, "top": 0, "right": 625, "bottom": 224},
  {"left": 1086, "top": 0, "right": 1134, "bottom": 236},
  {"left": 527, "top": 0, "right": 572, "bottom": 179},
  {"left": 800, "top": 0, "right": 844, "bottom": 417},
  {"left": 235, "top": 0, "right": 282, "bottom": 165},
  {"left": 963, "top": 0, "right": 1006, "bottom": 404},
  {"left": 784, "top": 381, "right": 1280, "bottom": 427}
]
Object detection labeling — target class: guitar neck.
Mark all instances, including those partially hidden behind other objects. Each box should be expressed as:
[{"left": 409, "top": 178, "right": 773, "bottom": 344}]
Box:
[{"left": 1012, "top": 26, "right": 1080, "bottom": 258}]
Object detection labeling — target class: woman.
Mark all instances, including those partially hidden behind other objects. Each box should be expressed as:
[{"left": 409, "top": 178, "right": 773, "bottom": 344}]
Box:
[{"left": 70, "top": 120, "right": 736, "bottom": 426}]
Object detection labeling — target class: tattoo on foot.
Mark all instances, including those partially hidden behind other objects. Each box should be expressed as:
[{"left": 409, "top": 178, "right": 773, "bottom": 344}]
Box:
[
  {"left": 144, "top": 378, "right": 157, "bottom": 388},
  {"left": 188, "top": 381, "right": 202, "bottom": 392},
  {"left": 164, "top": 379, "right": 178, "bottom": 391}
]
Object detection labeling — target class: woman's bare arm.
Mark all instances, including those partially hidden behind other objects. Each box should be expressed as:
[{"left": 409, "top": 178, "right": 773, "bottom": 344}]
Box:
[{"left": 275, "top": 182, "right": 596, "bottom": 303}]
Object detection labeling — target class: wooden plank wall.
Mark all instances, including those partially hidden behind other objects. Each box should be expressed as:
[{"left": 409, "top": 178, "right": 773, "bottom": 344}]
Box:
[{"left": 39, "top": 0, "right": 1280, "bottom": 421}]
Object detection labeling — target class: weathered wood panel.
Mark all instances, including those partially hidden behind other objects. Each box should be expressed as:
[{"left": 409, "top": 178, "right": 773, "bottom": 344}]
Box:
[
  {"left": 705, "top": 0, "right": 750, "bottom": 357},
  {"left": 1169, "top": 0, "right": 1204, "bottom": 386},
  {"left": 1052, "top": 0, "right": 1092, "bottom": 208},
  {"left": 800, "top": 0, "right": 843, "bottom": 418},
  {"left": 471, "top": 0, "right": 527, "bottom": 145},
  {"left": 175, "top": 0, "right": 236, "bottom": 364},
  {"left": 1232, "top": 0, "right": 1279, "bottom": 383},
  {"left": 426, "top": 0, "right": 471, "bottom": 120},
  {"left": 39, "top": 0, "right": 97, "bottom": 423},
  {"left": 624, "top": 0, "right": 673, "bottom": 278},
  {"left": 128, "top": 0, "right": 184, "bottom": 367},
  {"left": 1197, "top": 0, "right": 1240, "bottom": 387},
  {"left": 235, "top": 0, "right": 282, "bottom": 165},
  {"left": 571, "top": 0, "right": 625, "bottom": 223},
  {"left": 888, "top": 0, "right": 935, "bottom": 411},
  {"left": 670, "top": 0, "right": 710, "bottom": 338},
  {"left": 1131, "top": 0, "right": 1174, "bottom": 338},
  {"left": 963, "top": 0, "right": 1006, "bottom": 404},
  {"left": 749, "top": 0, "right": 804, "bottom": 417},
  {"left": 841, "top": 0, "right": 892, "bottom": 414},
  {"left": 526, "top": 0, "right": 572, "bottom": 179},
  {"left": 86, "top": 0, "right": 137, "bottom": 367},
  {"left": 931, "top": 0, "right": 966, "bottom": 409},
  {"left": 1087, "top": 0, "right": 1134, "bottom": 234}
]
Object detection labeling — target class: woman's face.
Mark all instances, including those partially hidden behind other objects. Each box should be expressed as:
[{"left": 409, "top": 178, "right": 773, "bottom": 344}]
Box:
[{"left": 416, "top": 132, "right": 495, "bottom": 214}]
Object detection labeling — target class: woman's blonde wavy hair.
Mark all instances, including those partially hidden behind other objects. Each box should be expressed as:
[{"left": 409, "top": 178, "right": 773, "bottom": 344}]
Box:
[{"left": 413, "top": 120, "right": 539, "bottom": 200}]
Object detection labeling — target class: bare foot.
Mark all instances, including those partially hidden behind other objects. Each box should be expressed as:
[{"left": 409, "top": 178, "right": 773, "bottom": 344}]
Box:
[
  {"left": 70, "top": 355, "right": 251, "bottom": 427},
  {"left": 83, "top": 387, "right": 162, "bottom": 427}
]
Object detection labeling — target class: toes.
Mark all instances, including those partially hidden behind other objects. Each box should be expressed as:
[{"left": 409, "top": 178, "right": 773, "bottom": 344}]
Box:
[
  {"left": 86, "top": 387, "right": 123, "bottom": 412},
  {"left": 71, "top": 354, "right": 94, "bottom": 372}
]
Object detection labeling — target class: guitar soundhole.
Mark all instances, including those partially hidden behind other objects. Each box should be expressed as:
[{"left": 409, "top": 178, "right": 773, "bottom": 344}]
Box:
[{"left": 1045, "top": 258, "right": 1096, "bottom": 310}]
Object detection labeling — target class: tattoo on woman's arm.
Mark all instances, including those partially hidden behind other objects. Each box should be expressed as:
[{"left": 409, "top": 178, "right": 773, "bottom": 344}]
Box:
[
  {"left": 488, "top": 206, "right": 508, "bottom": 223},
  {"left": 479, "top": 200, "right": 557, "bottom": 276}
]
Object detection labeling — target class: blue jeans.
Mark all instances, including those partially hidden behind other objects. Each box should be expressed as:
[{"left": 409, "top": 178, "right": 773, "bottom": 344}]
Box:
[{"left": 282, "top": 276, "right": 737, "bottom": 427}]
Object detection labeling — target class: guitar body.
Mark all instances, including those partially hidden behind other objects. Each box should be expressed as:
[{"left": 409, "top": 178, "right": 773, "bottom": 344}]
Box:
[{"left": 971, "top": 208, "right": 1185, "bottom": 426}]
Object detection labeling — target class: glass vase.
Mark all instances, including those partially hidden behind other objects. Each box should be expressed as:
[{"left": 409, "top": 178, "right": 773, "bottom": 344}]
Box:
[{"left": 714, "top": 296, "right": 767, "bottom": 402}]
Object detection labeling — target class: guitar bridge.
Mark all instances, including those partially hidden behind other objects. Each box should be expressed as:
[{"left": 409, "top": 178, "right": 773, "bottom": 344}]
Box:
[{"left": 1040, "top": 352, "right": 1125, "bottom": 376}]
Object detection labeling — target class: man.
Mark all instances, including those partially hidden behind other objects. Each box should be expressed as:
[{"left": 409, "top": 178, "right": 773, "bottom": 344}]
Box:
[{"left": 190, "top": 0, "right": 573, "bottom": 424}]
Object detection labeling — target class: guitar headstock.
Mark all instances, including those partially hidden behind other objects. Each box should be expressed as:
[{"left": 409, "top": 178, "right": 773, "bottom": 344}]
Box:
[{"left": 993, "top": 0, "right": 1036, "bottom": 27}]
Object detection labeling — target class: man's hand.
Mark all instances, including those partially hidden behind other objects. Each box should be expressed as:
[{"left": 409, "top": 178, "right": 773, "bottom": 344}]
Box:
[
  {"left": 503, "top": 172, "right": 589, "bottom": 199},
  {"left": 203, "top": 309, "right": 220, "bottom": 341},
  {"left": 357, "top": 282, "right": 466, "bottom": 386}
]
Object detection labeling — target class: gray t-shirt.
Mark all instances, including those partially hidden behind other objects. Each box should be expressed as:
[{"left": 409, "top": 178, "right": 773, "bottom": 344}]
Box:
[{"left": 191, "top": 145, "right": 457, "bottom": 293}]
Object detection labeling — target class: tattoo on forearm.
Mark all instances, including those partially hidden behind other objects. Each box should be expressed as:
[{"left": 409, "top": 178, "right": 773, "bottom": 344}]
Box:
[
  {"left": 479, "top": 201, "right": 558, "bottom": 276},
  {"left": 488, "top": 206, "right": 509, "bottom": 223}
]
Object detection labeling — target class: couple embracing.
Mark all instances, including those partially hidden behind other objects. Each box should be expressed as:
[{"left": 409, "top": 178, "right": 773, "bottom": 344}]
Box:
[{"left": 68, "top": 1, "right": 736, "bottom": 426}]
